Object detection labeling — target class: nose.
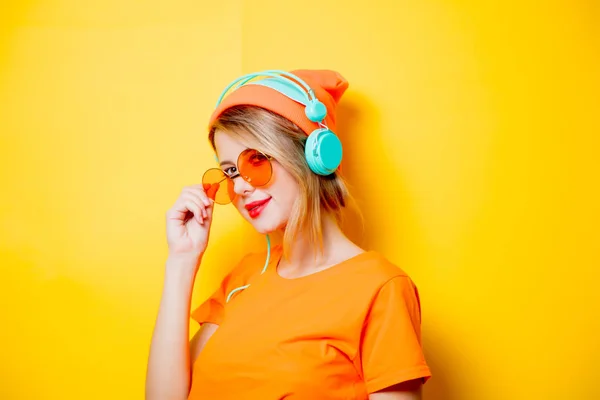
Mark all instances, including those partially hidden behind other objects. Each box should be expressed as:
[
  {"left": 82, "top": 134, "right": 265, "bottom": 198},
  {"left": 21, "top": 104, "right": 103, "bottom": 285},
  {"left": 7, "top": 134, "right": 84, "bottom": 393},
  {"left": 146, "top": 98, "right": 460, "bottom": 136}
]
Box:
[{"left": 232, "top": 175, "right": 254, "bottom": 196}]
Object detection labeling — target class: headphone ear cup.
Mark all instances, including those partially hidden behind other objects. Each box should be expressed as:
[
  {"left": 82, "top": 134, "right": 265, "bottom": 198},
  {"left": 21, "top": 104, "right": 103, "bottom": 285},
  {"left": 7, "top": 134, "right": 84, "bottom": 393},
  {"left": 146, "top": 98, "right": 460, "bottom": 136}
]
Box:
[
  {"left": 305, "top": 99, "right": 328, "bottom": 122},
  {"left": 304, "top": 129, "right": 343, "bottom": 175}
]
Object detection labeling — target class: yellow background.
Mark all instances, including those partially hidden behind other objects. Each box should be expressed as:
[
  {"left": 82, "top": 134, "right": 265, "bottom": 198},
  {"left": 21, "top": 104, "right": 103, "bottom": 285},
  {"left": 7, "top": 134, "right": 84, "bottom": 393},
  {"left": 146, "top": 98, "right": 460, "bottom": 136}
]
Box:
[{"left": 1, "top": 1, "right": 598, "bottom": 399}]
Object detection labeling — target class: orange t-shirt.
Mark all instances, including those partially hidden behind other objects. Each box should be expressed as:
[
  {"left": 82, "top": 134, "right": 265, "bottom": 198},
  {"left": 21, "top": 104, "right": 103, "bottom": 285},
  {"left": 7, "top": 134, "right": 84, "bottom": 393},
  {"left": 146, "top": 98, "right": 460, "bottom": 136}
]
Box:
[{"left": 188, "top": 245, "right": 431, "bottom": 399}]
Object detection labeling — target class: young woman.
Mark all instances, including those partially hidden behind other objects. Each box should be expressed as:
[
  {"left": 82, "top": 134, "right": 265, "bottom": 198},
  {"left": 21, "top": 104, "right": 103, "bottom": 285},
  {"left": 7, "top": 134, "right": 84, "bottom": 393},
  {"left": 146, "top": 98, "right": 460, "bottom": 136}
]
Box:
[{"left": 146, "top": 69, "right": 431, "bottom": 400}]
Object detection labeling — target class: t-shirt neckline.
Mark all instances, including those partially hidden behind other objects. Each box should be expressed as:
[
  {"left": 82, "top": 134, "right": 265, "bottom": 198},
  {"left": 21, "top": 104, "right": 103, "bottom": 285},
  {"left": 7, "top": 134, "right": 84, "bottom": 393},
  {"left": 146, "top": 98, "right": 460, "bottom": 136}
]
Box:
[{"left": 265, "top": 245, "right": 377, "bottom": 283}]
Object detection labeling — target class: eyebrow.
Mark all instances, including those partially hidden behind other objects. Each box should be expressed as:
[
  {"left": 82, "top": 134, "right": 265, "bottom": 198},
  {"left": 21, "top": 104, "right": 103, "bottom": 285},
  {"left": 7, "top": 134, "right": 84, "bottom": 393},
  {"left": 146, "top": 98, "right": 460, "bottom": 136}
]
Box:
[{"left": 219, "top": 160, "right": 234, "bottom": 167}]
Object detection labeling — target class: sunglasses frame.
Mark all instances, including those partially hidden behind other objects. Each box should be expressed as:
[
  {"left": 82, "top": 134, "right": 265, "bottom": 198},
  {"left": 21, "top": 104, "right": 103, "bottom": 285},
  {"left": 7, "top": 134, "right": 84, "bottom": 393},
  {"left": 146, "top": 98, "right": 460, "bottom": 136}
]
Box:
[{"left": 203, "top": 148, "right": 274, "bottom": 205}]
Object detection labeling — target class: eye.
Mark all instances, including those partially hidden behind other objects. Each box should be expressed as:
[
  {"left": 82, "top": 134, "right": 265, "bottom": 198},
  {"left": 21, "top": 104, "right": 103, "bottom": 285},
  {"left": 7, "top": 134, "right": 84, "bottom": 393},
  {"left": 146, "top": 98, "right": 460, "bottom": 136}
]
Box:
[
  {"left": 248, "top": 152, "right": 269, "bottom": 166},
  {"left": 223, "top": 166, "right": 237, "bottom": 176}
]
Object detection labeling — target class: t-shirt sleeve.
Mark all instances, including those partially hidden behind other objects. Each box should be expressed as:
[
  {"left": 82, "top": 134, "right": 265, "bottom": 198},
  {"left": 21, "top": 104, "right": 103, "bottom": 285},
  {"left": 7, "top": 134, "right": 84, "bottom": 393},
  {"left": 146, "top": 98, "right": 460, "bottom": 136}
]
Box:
[
  {"left": 360, "top": 275, "right": 432, "bottom": 393},
  {"left": 190, "top": 254, "right": 250, "bottom": 326},
  {"left": 190, "top": 282, "right": 227, "bottom": 326}
]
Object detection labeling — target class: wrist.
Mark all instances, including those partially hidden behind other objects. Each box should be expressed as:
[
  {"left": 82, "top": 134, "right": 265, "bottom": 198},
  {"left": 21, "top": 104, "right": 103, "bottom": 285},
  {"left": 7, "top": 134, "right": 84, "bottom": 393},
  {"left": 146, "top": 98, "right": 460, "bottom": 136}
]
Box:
[
  {"left": 166, "top": 251, "right": 203, "bottom": 267},
  {"left": 165, "top": 252, "right": 202, "bottom": 277}
]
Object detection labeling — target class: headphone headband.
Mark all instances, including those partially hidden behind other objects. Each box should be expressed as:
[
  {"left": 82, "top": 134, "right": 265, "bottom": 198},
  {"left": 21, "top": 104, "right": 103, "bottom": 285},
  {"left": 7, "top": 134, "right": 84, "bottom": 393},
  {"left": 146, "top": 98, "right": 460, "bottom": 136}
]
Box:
[
  {"left": 213, "top": 69, "right": 343, "bottom": 177},
  {"left": 216, "top": 70, "right": 317, "bottom": 107}
]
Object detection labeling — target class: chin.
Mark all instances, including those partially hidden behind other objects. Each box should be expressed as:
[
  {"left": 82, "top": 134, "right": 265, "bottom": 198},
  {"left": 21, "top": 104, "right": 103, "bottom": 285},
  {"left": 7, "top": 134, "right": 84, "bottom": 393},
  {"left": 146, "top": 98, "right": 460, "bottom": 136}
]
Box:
[
  {"left": 248, "top": 219, "right": 282, "bottom": 235},
  {"left": 244, "top": 213, "right": 286, "bottom": 235},
  {"left": 236, "top": 201, "right": 288, "bottom": 235}
]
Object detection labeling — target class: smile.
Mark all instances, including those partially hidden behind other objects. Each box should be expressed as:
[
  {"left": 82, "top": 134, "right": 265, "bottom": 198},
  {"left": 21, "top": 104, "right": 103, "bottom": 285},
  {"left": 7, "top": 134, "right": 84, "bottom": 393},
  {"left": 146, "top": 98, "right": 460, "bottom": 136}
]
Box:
[{"left": 245, "top": 198, "right": 271, "bottom": 219}]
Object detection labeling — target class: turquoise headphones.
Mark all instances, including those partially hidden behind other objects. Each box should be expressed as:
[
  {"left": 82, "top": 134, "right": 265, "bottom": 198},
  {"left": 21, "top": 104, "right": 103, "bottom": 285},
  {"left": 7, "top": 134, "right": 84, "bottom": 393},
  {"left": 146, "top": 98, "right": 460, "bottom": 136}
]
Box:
[
  {"left": 225, "top": 234, "right": 271, "bottom": 303},
  {"left": 215, "top": 69, "right": 343, "bottom": 176}
]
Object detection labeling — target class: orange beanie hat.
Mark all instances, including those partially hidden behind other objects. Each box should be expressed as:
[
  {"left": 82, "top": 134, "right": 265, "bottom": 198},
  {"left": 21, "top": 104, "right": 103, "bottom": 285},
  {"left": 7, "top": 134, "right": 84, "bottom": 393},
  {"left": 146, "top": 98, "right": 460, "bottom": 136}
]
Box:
[{"left": 207, "top": 69, "right": 349, "bottom": 136}]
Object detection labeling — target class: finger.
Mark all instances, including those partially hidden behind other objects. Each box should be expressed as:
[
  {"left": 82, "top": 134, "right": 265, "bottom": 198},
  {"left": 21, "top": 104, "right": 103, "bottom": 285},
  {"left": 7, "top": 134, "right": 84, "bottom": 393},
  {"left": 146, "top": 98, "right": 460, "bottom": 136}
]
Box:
[
  {"left": 185, "top": 186, "right": 211, "bottom": 207},
  {"left": 201, "top": 183, "right": 217, "bottom": 204},
  {"left": 183, "top": 188, "right": 207, "bottom": 208},
  {"left": 206, "top": 183, "right": 220, "bottom": 201},
  {"left": 182, "top": 190, "right": 209, "bottom": 218},
  {"left": 175, "top": 191, "right": 204, "bottom": 223},
  {"left": 183, "top": 200, "right": 203, "bottom": 224},
  {"left": 181, "top": 193, "right": 207, "bottom": 221}
]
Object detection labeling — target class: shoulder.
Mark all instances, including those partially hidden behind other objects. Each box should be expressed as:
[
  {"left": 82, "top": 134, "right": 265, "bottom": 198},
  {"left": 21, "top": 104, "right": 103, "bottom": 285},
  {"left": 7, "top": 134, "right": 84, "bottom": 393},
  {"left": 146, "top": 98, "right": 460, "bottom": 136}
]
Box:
[
  {"left": 343, "top": 250, "right": 421, "bottom": 304},
  {"left": 350, "top": 250, "right": 413, "bottom": 285},
  {"left": 224, "top": 244, "right": 278, "bottom": 286}
]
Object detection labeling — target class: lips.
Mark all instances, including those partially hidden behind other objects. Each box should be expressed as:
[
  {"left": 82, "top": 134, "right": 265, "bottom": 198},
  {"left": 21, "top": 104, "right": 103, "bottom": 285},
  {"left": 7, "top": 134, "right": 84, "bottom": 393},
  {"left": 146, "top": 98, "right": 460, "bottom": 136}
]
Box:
[
  {"left": 245, "top": 198, "right": 271, "bottom": 210},
  {"left": 245, "top": 197, "right": 271, "bottom": 219}
]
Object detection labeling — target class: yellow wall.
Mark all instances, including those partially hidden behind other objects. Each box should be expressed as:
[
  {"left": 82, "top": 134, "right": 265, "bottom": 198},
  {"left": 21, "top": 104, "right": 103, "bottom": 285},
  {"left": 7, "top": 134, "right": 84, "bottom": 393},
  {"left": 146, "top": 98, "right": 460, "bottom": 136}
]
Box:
[{"left": 1, "top": 1, "right": 598, "bottom": 399}]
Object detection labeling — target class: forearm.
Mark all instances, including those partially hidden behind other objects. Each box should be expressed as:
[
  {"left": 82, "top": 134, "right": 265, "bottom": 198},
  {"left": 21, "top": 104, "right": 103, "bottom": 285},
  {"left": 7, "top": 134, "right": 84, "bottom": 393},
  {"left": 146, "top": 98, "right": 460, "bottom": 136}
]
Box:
[{"left": 145, "top": 254, "right": 201, "bottom": 400}]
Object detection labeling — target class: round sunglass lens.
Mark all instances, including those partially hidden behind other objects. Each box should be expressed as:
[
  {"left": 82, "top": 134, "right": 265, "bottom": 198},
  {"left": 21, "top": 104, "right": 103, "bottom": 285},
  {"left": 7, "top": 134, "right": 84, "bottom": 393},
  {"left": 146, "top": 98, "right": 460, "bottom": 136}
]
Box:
[
  {"left": 202, "top": 168, "right": 234, "bottom": 205},
  {"left": 238, "top": 149, "right": 272, "bottom": 187}
]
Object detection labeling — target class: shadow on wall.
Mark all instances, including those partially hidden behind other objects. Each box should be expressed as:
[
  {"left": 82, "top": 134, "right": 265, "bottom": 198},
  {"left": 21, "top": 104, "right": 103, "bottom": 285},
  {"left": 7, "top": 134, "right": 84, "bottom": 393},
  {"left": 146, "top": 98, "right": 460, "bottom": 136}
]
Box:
[
  {"left": 335, "top": 91, "right": 422, "bottom": 260},
  {"left": 335, "top": 91, "right": 382, "bottom": 250},
  {"left": 422, "top": 334, "right": 461, "bottom": 400},
  {"left": 336, "top": 92, "right": 457, "bottom": 400}
]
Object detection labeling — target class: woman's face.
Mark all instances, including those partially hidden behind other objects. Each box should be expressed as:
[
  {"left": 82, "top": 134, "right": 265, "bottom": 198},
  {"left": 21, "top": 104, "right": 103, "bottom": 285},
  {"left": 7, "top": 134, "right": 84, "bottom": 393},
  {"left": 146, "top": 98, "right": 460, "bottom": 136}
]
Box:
[{"left": 213, "top": 130, "right": 300, "bottom": 234}]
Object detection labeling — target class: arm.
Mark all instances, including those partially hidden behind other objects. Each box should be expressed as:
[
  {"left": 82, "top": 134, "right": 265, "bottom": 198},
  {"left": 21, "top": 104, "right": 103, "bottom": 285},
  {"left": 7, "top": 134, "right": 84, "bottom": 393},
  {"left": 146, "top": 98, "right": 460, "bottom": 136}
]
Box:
[
  {"left": 145, "top": 254, "right": 201, "bottom": 400},
  {"left": 146, "top": 183, "right": 216, "bottom": 399},
  {"left": 369, "top": 379, "right": 423, "bottom": 400},
  {"left": 189, "top": 321, "right": 218, "bottom": 362}
]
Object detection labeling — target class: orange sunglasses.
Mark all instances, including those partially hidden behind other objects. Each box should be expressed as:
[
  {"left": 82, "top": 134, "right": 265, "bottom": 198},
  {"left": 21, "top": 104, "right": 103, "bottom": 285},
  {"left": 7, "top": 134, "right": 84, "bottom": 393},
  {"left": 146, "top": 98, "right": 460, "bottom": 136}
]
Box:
[{"left": 202, "top": 149, "right": 273, "bottom": 205}]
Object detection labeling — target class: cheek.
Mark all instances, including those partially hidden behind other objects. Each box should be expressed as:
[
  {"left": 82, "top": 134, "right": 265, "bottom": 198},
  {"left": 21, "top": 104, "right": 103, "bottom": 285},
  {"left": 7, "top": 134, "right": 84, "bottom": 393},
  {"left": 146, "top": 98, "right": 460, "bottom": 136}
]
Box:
[
  {"left": 233, "top": 197, "right": 246, "bottom": 213},
  {"left": 272, "top": 174, "right": 301, "bottom": 208}
]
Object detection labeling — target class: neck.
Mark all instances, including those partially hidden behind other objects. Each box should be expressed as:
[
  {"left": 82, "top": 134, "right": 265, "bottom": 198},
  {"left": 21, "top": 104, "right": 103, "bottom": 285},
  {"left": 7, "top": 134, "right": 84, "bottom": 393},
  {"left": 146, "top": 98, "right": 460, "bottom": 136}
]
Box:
[{"left": 276, "top": 213, "right": 357, "bottom": 273}]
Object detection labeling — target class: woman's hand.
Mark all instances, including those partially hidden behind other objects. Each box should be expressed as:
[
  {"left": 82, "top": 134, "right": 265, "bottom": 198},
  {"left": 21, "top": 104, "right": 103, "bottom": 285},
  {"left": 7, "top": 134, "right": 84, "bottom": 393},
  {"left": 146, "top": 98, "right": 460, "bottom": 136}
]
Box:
[
  {"left": 148, "top": 184, "right": 216, "bottom": 400},
  {"left": 165, "top": 184, "right": 215, "bottom": 260}
]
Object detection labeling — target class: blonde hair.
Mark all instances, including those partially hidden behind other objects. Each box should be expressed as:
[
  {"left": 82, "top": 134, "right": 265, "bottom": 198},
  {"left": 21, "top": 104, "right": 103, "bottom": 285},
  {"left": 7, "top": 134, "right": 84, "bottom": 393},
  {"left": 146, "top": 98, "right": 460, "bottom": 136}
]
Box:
[{"left": 209, "top": 105, "right": 362, "bottom": 260}]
